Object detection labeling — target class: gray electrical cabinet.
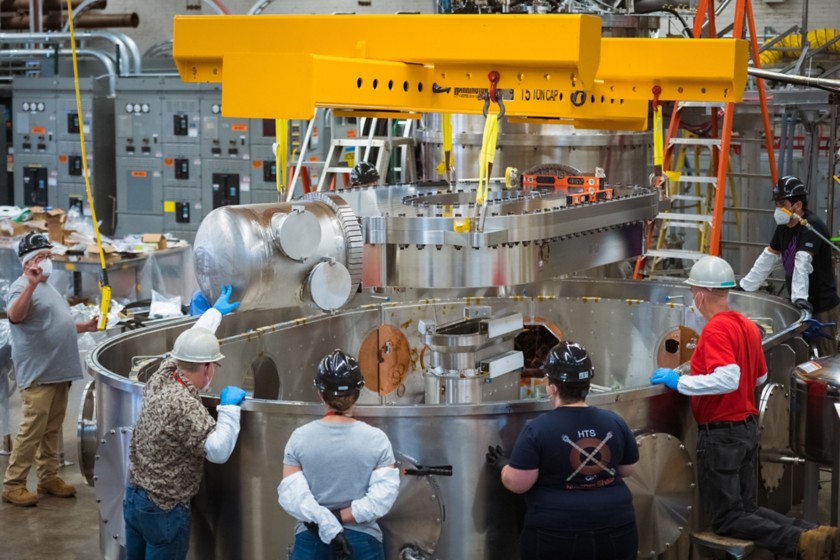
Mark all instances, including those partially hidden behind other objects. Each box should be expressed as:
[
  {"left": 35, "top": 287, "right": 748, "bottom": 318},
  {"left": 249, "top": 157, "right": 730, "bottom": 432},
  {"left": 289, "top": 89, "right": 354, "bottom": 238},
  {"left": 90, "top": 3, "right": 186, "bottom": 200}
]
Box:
[
  {"left": 161, "top": 83, "right": 204, "bottom": 242},
  {"left": 13, "top": 78, "right": 58, "bottom": 208},
  {"left": 200, "top": 86, "right": 252, "bottom": 210},
  {"left": 249, "top": 118, "right": 279, "bottom": 204},
  {"left": 13, "top": 76, "right": 116, "bottom": 232},
  {"left": 114, "top": 77, "right": 165, "bottom": 237}
]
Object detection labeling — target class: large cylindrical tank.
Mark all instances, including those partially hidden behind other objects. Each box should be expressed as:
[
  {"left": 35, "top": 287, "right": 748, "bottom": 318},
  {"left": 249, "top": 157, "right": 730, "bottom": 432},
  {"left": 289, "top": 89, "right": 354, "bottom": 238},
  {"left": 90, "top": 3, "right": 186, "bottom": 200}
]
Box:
[
  {"left": 791, "top": 356, "right": 840, "bottom": 463},
  {"left": 87, "top": 279, "right": 805, "bottom": 560},
  {"left": 418, "top": 15, "right": 658, "bottom": 185},
  {"left": 193, "top": 194, "right": 363, "bottom": 311}
]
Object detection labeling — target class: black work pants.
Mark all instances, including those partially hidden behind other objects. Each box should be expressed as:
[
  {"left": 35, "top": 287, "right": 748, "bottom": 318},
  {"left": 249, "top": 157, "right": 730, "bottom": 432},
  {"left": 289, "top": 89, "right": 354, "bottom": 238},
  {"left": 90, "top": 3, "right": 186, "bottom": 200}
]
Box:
[
  {"left": 519, "top": 521, "right": 637, "bottom": 560},
  {"left": 697, "top": 420, "right": 814, "bottom": 557}
]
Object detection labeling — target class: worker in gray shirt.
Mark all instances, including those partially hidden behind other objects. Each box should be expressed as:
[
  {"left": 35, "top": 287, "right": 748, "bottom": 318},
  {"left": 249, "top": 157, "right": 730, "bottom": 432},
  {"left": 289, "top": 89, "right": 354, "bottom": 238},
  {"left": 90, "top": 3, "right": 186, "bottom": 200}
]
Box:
[
  {"left": 279, "top": 349, "right": 400, "bottom": 560},
  {"left": 3, "top": 232, "right": 98, "bottom": 507}
]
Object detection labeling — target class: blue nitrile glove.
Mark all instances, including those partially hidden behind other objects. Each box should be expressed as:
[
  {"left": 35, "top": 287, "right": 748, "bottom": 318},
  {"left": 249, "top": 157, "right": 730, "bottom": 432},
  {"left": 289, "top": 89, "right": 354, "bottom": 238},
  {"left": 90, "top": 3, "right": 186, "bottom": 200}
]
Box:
[
  {"left": 189, "top": 289, "right": 211, "bottom": 316},
  {"left": 220, "top": 386, "right": 246, "bottom": 406},
  {"left": 802, "top": 318, "right": 836, "bottom": 343},
  {"left": 213, "top": 284, "right": 240, "bottom": 315},
  {"left": 650, "top": 368, "right": 680, "bottom": 391}
]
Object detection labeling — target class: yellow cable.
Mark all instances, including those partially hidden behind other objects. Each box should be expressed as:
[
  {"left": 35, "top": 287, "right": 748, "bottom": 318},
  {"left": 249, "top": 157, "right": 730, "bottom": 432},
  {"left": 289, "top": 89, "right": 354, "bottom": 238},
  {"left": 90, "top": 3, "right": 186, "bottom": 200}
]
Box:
[
  {"left": 275, "top": 119, "right": 289, "bottom": 194},
  {"left": 67, "top": 0, "right": 109, "bottom": 330}
]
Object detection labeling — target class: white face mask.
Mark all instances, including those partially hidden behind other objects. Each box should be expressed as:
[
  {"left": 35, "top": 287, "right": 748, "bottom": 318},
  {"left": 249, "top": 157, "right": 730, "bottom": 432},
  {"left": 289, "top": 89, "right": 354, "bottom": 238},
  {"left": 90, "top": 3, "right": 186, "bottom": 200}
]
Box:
[
  {"left": 39, "top": 259, "right": 53, "bottom": 278},
  {"left": 774, "top": 207, "right": 792, "bottom": 226}
]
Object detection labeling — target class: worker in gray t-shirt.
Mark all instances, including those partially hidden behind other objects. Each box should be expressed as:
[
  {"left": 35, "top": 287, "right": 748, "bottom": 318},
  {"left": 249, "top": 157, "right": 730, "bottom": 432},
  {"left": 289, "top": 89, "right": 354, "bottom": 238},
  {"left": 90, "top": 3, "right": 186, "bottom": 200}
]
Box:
[
  {"left": 279, "top": 349, "right": 400, "bottom": 560},
  {"left": 2, "top": 232, "right": 98, "bottom": 507}
]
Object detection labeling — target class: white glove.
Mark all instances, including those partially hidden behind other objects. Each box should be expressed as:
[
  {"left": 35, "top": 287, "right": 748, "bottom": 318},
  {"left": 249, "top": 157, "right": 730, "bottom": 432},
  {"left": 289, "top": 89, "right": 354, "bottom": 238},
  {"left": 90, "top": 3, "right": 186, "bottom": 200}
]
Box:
[
  {"left": 278, "top": 471, "right": 342, "bottom": 543},
  {"left": 204, "top": 405, "right": 241, "bottom": 463},
  {"left": 740, "top": 247, "right": 780, "bottom": 291},
  {"left": 791, "top": 250, "right": 813, "bottom": 303},
  {"left": 350, "top": 467, "right": 400, "bottom": 524}
]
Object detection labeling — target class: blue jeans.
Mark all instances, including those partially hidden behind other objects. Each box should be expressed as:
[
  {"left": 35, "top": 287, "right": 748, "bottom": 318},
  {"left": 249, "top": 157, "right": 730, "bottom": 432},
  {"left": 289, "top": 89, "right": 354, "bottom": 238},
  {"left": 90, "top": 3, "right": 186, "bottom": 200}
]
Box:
[
  {"left": 124, "top": 484, "right": 191, "bottom": 560},
  {"left": 292, "top": 528, "right": 384, "bottom": 560},
  {"left": 697, "top": 420, "right": 813, "bottom": 557},
  {"left": 519, "top": 521, "right": 637, "bottom": 560}
]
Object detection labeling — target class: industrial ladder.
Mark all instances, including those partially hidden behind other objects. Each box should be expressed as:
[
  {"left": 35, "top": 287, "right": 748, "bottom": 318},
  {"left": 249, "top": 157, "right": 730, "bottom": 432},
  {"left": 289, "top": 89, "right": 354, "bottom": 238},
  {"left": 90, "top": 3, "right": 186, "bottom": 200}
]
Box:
[
  {"left": 317, "top": 117, "right": 416, "bottom": 191},
  {"left": 633, "top": 0, "right": 778, "bottom": 278}
]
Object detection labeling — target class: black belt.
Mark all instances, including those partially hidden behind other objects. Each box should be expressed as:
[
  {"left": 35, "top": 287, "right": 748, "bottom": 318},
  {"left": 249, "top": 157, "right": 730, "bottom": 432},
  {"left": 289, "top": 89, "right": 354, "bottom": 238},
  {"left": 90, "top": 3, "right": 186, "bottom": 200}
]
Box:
[{"left": 698, "top": 415, "right": 756, "bottom": 431}]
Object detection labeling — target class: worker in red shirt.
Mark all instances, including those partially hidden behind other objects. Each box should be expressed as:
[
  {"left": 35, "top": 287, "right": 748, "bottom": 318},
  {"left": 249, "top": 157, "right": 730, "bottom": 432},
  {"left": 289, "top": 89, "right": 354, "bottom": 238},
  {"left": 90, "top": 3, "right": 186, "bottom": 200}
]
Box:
[{"left": 650, "top": 256, "right": 838, "bottom": 559}]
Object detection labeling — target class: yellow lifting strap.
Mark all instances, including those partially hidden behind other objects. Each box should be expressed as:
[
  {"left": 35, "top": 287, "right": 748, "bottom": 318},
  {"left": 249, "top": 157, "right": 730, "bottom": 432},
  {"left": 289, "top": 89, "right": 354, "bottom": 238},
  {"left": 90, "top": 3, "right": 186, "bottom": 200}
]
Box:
[
  {"left": 652, "top": 104, "right": 664, "bottom": 180},
  {"left": 476, "top": 114, "right": 499, "bottom": 207},
  {"left": 435, "top": 113, "right": 453, "bottom": 178},
  {"left": 275, "top": 119, "right": 289, "bottom": 195},
  {"left": 67, "top": 0, "right": 109, "bottom": 330}
]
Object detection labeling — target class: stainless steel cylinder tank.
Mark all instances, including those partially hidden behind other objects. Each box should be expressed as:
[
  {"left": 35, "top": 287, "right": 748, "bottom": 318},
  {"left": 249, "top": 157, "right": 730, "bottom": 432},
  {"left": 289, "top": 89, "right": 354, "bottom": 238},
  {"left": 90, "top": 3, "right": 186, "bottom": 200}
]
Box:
[
  {"left": 791, "top": 356, "right": 840, "bottom": 464},
  {"left": 86, "top": 279, "right": 805, "bottom": 560},
  {"left": 418, "top": 15, "right": 658, "bottom": 185},
  {"left": 193, "top": 193, "right": 363, "bottom": 311}
]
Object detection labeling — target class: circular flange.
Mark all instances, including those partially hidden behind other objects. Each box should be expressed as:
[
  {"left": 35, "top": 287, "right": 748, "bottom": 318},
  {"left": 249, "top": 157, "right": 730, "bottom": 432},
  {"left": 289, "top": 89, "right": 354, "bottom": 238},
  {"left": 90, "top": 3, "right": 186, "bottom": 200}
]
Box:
[
  {"left": 626, "top": 432, "right": 694, "bottom": 558},
  {"left": 656, "top": 326, "right": 699, "bottom": 370},
  {"left": 380, "top": 452, "right": 443, "bottom": 559},
  {"left": 271, "top": 208, "right": 321, "bottom": 261},
  {"left": 358, "top": 325, "right": 411, "bottom": 396},
  {"left": 301, "top": 192, "right": 363, "bottom": 293},
  {"left": 94, "top": 427, "right": 133, "bottom": 548},
  {"left": 758, "top": 382, "right": 790, "bottom": 492},
  {"left": 308, "top": 260, "right": 352, "bottom": 311},
  {"left": 76, "top": 380, "right": 97, "bottom": 486}
]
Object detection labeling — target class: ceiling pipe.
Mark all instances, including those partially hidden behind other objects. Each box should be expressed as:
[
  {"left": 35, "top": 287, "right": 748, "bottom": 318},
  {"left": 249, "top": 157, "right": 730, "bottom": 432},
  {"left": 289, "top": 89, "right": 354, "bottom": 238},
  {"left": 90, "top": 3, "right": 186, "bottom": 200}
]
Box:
[
  {"left": 0, "top": 47, "right": 116, "bottom": 93},
  {"left": 204, "top": 0, "right": 228, "bottom": 15},
  {"left": 3, "top": 12, "right": 139, "bottom": 29},
  {"left": 9, "top": 0, "right": 103, "bottom": 8},
  {"left": 0, "top": 31, "right": 133, "bottom": 75},
  {"left": 60, "top": 0, "right": 111, "bottom": 31},
  {"left": 106, "top": 29, "right": 141, "bottom": 73}
]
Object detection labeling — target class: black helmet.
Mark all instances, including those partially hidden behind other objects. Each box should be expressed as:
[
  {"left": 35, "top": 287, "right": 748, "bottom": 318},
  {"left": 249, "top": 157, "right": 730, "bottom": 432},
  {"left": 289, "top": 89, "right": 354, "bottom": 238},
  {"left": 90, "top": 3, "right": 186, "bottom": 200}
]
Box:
[
  {"left": 350, "top": 161, "right": 380, "bottom": 186},
  {"left": 543, "top": 341, "right": 594, "bottom": 384},
  {"left": 772, "top": 176, "right": 807, "bottom": 202},
  {"left": 315, "top": 349, "right": 364, "bottom": 396},
  {"left": 17, "top": 232, "right": 52, "bottom": 259}
]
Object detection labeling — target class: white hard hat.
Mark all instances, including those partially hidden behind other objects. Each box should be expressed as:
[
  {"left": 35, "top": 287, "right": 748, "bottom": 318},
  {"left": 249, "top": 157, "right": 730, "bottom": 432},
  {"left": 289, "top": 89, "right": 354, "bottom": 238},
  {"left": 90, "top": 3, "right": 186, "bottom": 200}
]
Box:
[
  {"left": 170, "top": 327, "right": 225, "bottom": 363},
  {"left": 684, "top": 256, "right": 736, "bottom": 289}
]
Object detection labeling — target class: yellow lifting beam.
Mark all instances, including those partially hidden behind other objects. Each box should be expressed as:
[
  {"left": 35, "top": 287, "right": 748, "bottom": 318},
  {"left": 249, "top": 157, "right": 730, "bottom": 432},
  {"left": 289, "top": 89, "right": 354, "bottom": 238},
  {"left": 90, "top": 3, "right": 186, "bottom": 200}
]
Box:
[{"left": 173, "top": 14, "right": 748, "bottom": 132}]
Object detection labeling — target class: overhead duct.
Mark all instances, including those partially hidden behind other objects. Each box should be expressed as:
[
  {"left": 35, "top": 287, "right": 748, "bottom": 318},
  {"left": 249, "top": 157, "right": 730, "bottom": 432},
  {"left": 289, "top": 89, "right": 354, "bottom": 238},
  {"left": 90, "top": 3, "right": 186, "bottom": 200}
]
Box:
[{"left": 1, "top": 12, "right": 139, "bottom": 29}]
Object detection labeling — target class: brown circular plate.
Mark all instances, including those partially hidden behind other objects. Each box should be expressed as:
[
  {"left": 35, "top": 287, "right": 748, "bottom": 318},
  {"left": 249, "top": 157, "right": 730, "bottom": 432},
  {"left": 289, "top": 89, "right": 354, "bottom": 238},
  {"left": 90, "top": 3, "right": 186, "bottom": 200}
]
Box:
[{"left": 358, "top": 324, "right": 411, "bottom": 396}]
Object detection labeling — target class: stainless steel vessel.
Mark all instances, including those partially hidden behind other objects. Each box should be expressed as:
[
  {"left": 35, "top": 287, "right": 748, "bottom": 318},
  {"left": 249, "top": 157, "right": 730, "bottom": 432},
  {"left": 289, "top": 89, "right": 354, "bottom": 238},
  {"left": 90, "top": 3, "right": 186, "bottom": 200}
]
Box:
[
  {"left": 791, "top": 356, "right": 840, "bottom": 464},
  {"left": 86, "top": 279, "right": 805, "bottom": 560}
]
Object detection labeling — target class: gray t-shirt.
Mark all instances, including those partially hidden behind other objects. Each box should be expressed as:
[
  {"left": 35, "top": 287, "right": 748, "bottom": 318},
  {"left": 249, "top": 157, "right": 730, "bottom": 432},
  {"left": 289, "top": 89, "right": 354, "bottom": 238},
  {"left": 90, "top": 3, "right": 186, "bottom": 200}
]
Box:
[
  {"left": 6, "top": 276, "right": 83, "bottom": 389},
  {"left": 284, "top": 419, "right": 395, "bottom": 541}
]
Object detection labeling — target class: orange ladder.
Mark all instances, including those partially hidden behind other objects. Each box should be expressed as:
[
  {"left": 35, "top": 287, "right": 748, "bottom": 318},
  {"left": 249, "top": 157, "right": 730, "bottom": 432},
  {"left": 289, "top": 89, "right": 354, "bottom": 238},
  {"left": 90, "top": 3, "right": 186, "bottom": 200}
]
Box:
[{"left": 633, "top": 0, "right": 778, "bottom": 279}]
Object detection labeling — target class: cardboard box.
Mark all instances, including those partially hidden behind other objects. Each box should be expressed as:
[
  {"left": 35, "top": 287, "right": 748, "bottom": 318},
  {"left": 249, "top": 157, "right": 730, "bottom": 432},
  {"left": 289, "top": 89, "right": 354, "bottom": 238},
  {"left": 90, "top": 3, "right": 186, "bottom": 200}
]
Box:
[
  {"left": 142, "top": 233, "right": 168, "bottom": 250},
  {"left": 29, "top": 207, "right": 66, "bottom": 243},
  {"left": 86, "top": 243, "right": 116, "bottom": 255},
  {"left": 0, "top": 219, "right": 33, "bottom": 237}
]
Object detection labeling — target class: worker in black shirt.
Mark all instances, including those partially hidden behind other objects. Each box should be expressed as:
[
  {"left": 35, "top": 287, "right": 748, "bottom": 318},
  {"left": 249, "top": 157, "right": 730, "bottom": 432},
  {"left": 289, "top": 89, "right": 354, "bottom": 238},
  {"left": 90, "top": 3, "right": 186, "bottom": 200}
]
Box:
[{"left": 740, "top": 175, "right": 840, "bottom": 356}]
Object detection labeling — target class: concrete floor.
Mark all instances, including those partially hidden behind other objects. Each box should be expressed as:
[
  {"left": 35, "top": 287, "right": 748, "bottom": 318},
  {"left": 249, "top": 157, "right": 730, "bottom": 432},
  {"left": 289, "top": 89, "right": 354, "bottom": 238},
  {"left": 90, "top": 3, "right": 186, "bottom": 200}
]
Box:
[
  {"left": 0, "top": 376, "right": 101, "bottom": 560},
  {"left": 0, "top": 372, "right": 834, "bottom": 560}
]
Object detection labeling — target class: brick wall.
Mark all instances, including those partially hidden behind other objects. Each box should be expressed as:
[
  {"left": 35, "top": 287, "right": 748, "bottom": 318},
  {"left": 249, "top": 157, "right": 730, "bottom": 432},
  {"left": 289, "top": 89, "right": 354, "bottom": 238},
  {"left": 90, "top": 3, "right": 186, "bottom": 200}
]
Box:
[
  {"left": 107, "top": 0, "right": 436, "bottom": 55},
  {"left": 718, "top": 0, "right": 840, "bottom": 37}
]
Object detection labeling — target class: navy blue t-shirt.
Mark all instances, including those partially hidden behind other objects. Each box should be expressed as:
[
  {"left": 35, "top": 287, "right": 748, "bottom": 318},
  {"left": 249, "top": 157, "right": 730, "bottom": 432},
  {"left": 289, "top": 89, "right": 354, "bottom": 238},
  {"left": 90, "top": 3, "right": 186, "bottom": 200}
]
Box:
[{"left": 509, "top": 406, "right": 639, "bottom": 531}]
